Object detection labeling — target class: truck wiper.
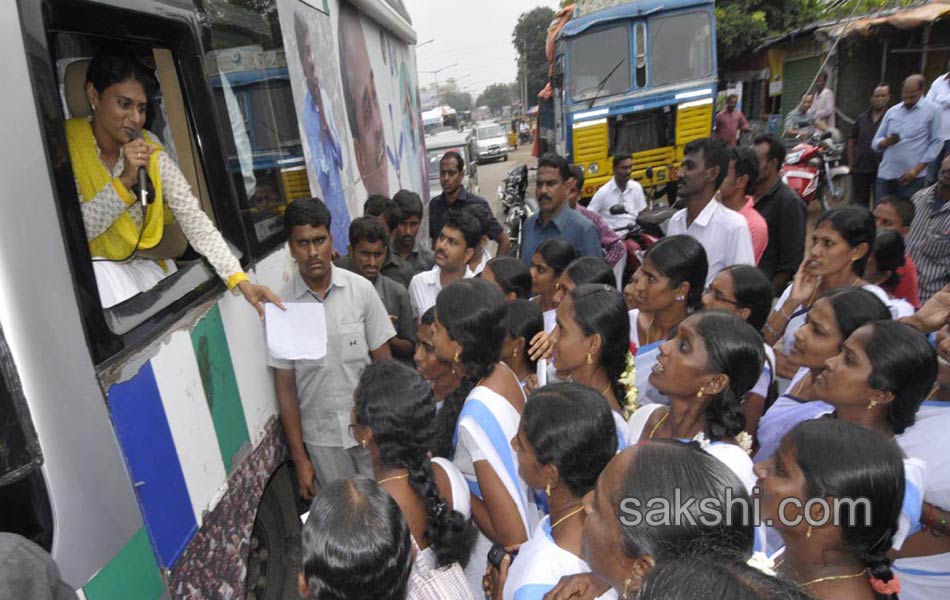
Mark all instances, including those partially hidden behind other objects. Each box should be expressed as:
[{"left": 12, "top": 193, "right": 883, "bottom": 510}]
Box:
[{"left": 588, "top": 58, "right": 627, "bottom": 109}]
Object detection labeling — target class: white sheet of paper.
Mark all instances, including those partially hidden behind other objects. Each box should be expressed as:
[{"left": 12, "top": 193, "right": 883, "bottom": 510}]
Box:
[
  {"left": 265, "top": 302, "right": 327, "bottom": 360},
  {"left": 543, "top": 309, "right": 556, "bottom": 334}
]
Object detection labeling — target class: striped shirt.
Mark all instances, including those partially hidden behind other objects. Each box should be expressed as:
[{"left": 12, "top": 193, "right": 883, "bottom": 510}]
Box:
[{"left": 906, "top": 184, "right": 950, "bottom": 302}]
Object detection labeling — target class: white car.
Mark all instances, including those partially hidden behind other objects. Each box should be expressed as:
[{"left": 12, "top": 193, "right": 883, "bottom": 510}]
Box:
[{"left": 475, "top": 122, "right": 508, "bottom": 164}]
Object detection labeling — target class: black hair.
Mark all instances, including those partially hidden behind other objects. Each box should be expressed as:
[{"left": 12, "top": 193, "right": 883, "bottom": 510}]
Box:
[
  {"left": 537, "top": 152, "right": 571, "bottom": 182},
  {"left": 564, "top": 256, "right": 616, "bottom": 288},
  {"left": 392, "top": 189, "right": 424, "bottom": 221},
  {"left": 722, "top": 265, "right": 772, "bottom": 331},
  {"left": 337, "top": 3, "right": 361, "bottom": 138},
  {"left": 787, "top": 419, "right": 904, "bottom": 592},
  {"left": 871, "top": 229, "right": 906, "bottom": 290},
  {"left": 461, "top": 202, "right": 493, "bottom": 237},
  {"left": 753, "top": 133, "right": 786, "bottom": 170},
  {"left": 691, "top": 311, "right": 765, "bottom": 441},
  {"left": 440, "top": 150, "right": 464, "bottom": 171},
  {"left": 420, "top": 306, "right": 435, "bottom": 327},
  {"left": 643, "top": 235, "right": 709, "bottom": 311},
  {"left": 815, "top": 206, "right": 876, "bottom": 276},
  {"left": 683, "top": 137, "right": 730, "bottom": 189},
  {"left": 432, "top": 279, "right": 506, "bottom": 458},
  {"left": 485, "top": 257, "right": 532, "bottom": 299},
  {"left": 534, "top": 238, "right": 577, "bottom": 277},
  {"left": 85, "top": 53, "right": 158, "bottom": 97},
  {"left": 301, "top": 478, "right": 412, "bottom": 600},
  {"left": 441, "top": 209, "right": 482, "bottom": 250},
  {"left": 639, "top": 556, "right": 813, "bottom": 600},
  {"left": 523, "top": 383, "right": 617, "bottom": 497},
  {"left": 349, "top": 215, "right": 387, "bottom": 247},
  {"left": 864, "top": 321, "right": 938, "bottom": 435},
  {"left": 878, "top": 194, "right": 916, "bottom": 227},
  {"left": 570, "top": 284, "right": 630, "bottom": 404},
  {"left": 568, "top": 164, "right": 585, "bottom": 189},
  {"left": 731, "top": 146, "right": 760, "bottom": 196},
  {"left": 819, "top": 287, "right": 891, "bottom": 340},
  {"left": 615, "top": 440, "right": 755, "bottom": 562},
  {"left": 284, "top": 197, "right": 332, "bottom": 235},
  {"left": 364, "top": 194, "right": 401, "bottom": 232},
  {"left": 503, "top": 299, "right": 544, "bottom": 371},
  {"left": 354, "top": 361, "right": 476, "bottom": 568},
  {"left": 612, "top": 153, "right": 632, "bottom": 167}
]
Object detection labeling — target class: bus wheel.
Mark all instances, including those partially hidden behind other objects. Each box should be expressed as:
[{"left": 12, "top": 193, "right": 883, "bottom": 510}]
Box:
[{"left": 245, "top": 464, "right": 302, "bottom": 600}]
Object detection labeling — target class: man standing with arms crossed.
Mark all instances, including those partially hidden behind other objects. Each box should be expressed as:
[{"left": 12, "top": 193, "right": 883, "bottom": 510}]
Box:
[
  {"left": 270, "top": 199, "right": 395, "bottom": 498},
  {"left": 848, "top": 84, "right": 890, "bottom": 207},
  {"left": 714, "top": 93, "right": 752, "bottom": 148}
]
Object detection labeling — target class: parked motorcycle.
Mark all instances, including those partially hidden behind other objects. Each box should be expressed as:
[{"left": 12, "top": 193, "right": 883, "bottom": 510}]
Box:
[
  {"left": 608, "top": 167, "right": 680, "bottom": 282},
  {"left": 781, "top": 129, "right": 851, "bottom": 210},
  {"left": 498, "top": 164, "right": 538, "bottom": 258}
]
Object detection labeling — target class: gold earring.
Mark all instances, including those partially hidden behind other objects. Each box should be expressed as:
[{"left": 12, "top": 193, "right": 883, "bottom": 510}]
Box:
[
  {"left": 806, "top": 525, "right": 812, "bottom": 539},
  {"left": 696, "top": 389, "right": 704, "bottom": 398},
  {"left": 545, "top": 483, "right": 552, "bottom": 497},
  {"left": 586, "top": 352, "right": 593, "bottom": 365},
  {"left": 453, "top": 350, "right": 460, "bottom": 363},
  {"left": 361, "top": 440, "right": 368, "bottom": 448},
  {"left": 867, "top": 399, "right": 878, "bottom": 411},
  {"left": 621, "top": 578, "right": 635, "bottom": 600},
  {"left": 675, "top": 294, "right": 685, "bottom": 301}
]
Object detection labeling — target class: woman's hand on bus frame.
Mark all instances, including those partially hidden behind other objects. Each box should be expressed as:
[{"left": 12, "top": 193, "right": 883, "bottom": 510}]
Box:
[{"left": 237, "top": 279, "right": 285, "bottom": 320}]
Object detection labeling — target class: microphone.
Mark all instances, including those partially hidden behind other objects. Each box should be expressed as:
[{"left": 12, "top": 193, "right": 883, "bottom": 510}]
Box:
[{"left": 128, "top": 130, "right": 148, "bottom": 209}]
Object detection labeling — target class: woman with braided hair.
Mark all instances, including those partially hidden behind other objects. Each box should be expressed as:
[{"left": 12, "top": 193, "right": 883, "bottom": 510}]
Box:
[
  {"left": 755, "top": 419, "right": 906, "bottom": 600},
  {"left": 431, "top": 278, "right": 536, "bottom": 589},
  {"left": 351, "top": 360, "right": 476, "bottom": 574},
  {"left": 627, "top": 310, "right": 764, "bottom": 494}
]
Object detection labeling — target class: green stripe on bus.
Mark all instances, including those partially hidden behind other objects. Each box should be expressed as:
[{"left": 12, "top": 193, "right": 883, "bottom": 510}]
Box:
[
  {"left": 83, "top": 528, "right": 164, "bottom": 600},
  {"left": 191, "top": 304, "right": 250, "bottom": 472}
]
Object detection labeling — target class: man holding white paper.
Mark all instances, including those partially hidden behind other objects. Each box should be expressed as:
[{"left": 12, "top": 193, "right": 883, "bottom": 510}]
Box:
[{"left": 268, "top": 198, "right": 394, "bottom": 499}]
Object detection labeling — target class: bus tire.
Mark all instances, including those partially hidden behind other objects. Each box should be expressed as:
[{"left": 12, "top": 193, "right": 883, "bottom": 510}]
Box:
[{"left": 245, "top": 463, "right": 302, "bottom": 600}]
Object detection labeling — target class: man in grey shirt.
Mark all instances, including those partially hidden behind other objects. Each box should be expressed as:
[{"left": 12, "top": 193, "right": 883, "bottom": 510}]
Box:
[
  {"left": 270, "top": 198, "right": 395, "bottom": 498},
  {"left": 346, "top": 216, "right": 416, "bottom": 362}
]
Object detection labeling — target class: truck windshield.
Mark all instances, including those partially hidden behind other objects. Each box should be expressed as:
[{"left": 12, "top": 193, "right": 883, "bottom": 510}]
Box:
[
  {"left": 650, "top": 11, "right": 713, "bottom": 87},
  {"left": 569, "top": 24, "right": 630, "bottom": 102},
  {"left": 477, "top": 125, "right": 505, "bottom": 139}
]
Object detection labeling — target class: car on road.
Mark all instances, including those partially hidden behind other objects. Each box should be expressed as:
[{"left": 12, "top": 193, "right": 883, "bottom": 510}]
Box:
[
  {"left": 424, "top": 128, "right": 479, "bottom": 199},
  {"left": 475, "top": 121, "right": 509, "bottom": 164}
]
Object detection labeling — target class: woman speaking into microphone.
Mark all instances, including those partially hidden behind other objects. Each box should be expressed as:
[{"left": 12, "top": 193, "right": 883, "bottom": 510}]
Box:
[{"left": 66, "top": 53, "right": 280, "bottom": 314}]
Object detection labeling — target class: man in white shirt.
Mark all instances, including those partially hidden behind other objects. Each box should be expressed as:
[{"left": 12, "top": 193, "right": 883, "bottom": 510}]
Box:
[
  {"left": 667, "top": 137, "right": 755, "bottom": 285},
  {"left": 587, "top": 154, "right": 647, "bottom": 231},
  {"left": 926, "top": 69, "right": 950, "bottom": 185},
  {"left": 813, "top": 71, "right": 835, "bottom": 130},
  {"left": 408, "top": 208, "right": 479, "bottom": 318}
]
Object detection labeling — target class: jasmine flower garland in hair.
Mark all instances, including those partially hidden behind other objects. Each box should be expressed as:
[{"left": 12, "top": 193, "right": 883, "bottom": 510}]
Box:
[{"left": 618, "top": 350, "right": 638, "bottom": 418}]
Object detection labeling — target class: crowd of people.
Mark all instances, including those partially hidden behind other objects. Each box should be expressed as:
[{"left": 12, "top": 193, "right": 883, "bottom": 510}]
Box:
[{"left": 274, "top": 74, "right": 950, "bottom": 597}]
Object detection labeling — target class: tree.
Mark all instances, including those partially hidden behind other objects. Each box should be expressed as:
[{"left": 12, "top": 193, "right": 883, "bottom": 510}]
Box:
[
  {"left": 512, "top": 6, "right": 555, "bottom": 108},
  {"left": 441, "top": 90, "right": 473, "bottom": 112},
  {"left": 476, "top": 83, "right": 514, "bottom": 113},
  {"left": 716, "top": 0, "right": 913, "bottom": 66}
]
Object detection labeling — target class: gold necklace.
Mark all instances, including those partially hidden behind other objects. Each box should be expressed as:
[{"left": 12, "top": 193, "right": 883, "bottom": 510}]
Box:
[
  {"left": 801, "top": 571, "right": 866, "bottom": 587},
  {"left": 550, "top": 506, "right": 585, "bottom": 530},
  {"left": 601, "top": 382, "right": 612, "bottom": 397},
  {"left": 378, "top": 473, "right": 410, "bottom": 485},
  {"left": 649, "top": 410, "right": 669, "bottom": 439}
]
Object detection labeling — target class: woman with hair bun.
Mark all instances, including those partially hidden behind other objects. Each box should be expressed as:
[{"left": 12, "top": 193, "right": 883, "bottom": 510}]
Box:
[
  {"left": 482, "top": 256, "right": 532, "bottom": 301},
  {"left": 483, "top": 383, "right": 618, "bottom": 600},
  {"left": 351, "top": 361, "right": 475, "bottom": 573},
  {"left": 432, "top": 278, "right": 536, "bottom": 588},
  {"left": 755, "top": 419, "right": 905, "bottom": 599},
  {"left": 627, "top": 310, "right": 764, "bottom": 492},
  {"left": 627, "top": 235, "right": 708, "bottom": 405}
]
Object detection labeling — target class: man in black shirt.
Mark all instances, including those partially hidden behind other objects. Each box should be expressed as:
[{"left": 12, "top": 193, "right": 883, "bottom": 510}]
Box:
[
  {"left": 752, "top": 133, "right": 807, "bottom": 296},
  {"left": 848, "top": 84, "right": 890, "bottom": 207},
  {"left": 428, "top": 151, "right": 511, "bottom": 254}
]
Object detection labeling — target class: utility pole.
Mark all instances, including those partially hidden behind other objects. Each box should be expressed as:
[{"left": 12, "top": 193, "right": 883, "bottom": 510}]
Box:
[
  {"left": 521, "top": 41, "right": 528, "bottom": 116},
  {"left": 423, "top": 63, "right": 458, "bottom": 106}
]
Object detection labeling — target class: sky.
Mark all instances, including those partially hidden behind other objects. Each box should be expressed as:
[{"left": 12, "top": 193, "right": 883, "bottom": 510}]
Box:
[{"left": 403, "top": 0, "right": 560, "bottom": 100}]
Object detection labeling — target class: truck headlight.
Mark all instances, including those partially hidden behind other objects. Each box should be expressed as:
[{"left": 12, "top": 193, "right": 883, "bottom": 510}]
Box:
[{"left": 588, "top": 162, "right": 600, "bottom": 175}]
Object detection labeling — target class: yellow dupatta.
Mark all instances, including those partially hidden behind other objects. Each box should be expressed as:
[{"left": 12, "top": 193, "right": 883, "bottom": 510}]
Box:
[{"left": 65, "top": 117, "right": 172, "bottom": 259}]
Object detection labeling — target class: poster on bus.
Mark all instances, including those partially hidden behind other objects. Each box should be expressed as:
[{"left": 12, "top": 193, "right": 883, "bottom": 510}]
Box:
[{"left": 277, "top": 0, "right": 428, "bottom": 251}]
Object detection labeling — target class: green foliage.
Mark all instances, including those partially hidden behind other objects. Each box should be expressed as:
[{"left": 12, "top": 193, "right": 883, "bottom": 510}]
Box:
[
  {"left": 716, "top": 0, "right": 910, "bottom": 66},
  {"left": 476, "top": 83, "right": 515, "bottom": 113},
  {"left": 512, "top": 6, "right": 556, "bottom": 106},
  {"left": 441, "top": 90, "right": 474, "bottom": 112}
]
